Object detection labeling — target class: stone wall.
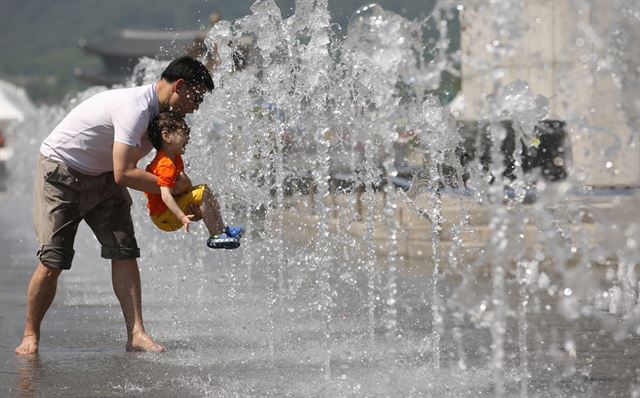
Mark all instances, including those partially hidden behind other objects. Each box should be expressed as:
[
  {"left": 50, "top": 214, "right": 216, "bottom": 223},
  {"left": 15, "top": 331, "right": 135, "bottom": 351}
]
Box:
[{"left": 459, "top": 0, "right": 639, "bottom": 187}]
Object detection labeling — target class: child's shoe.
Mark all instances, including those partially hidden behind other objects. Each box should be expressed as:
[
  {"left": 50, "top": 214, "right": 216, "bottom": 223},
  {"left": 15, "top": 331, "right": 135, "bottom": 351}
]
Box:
[
  {"left": 207, "top": 233, "right": 241, "bottom": 250},
  {"left": 225, "top": 225, "right": 244, "bottom": 238}
]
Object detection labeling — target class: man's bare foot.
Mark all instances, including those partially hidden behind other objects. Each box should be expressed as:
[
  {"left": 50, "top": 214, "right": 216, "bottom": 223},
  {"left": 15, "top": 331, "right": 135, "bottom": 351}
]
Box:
[
  {"left": 15, "top": 335, "right": 39, "bottom": 355},
  {"left": 126, "top": 331, "right": 165, "bottom": 353}
]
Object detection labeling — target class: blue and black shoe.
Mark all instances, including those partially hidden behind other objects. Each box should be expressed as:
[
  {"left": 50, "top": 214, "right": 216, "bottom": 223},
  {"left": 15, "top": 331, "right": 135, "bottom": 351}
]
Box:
[
  {"left": 207, "top": 233, "right": 240, "bottom": 250},
  {"left": 224, "top": 225, "right": 244, "bottom": 238}
]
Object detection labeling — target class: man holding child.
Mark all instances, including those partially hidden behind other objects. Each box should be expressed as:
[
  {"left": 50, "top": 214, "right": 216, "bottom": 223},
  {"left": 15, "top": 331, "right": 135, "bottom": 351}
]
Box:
[{"left": 16, "top": 56, "right": 213, "bottom": 355}]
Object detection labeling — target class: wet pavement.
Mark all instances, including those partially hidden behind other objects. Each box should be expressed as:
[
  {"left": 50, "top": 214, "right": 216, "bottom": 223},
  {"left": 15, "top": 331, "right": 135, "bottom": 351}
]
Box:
[{"left": 1, "top": 181, "right": 640, "bottom": 397}]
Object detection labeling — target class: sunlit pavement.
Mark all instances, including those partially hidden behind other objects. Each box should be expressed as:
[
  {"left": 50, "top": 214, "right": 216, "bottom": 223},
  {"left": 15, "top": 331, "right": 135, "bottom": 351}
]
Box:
[{"left": 2, "top": 195, "right": 640, "bottom": 397}]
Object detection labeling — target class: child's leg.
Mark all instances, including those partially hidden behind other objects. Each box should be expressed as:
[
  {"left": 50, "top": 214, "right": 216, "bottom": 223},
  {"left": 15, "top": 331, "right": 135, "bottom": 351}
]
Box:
[{"left": 200, "top": 186, "right": 225, "bottom": 236}]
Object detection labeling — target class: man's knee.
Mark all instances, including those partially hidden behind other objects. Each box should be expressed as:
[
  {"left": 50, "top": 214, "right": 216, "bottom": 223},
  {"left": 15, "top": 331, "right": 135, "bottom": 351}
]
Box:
[{"left": 37, "top": 245, "right": 74, "bottom": 270}]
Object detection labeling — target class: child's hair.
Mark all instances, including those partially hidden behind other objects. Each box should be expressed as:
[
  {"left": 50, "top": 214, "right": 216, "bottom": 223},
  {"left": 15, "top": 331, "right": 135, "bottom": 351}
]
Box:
[{"left": 148, "top": 112, "right": 188, "bottom": 150}]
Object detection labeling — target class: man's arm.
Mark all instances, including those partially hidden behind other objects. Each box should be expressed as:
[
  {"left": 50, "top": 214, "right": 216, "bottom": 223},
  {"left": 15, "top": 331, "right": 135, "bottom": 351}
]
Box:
[
  {"left": 113, "top": 142, "right": 161, "bottom": 193},
  {"left": 113, "top": 142, "right": 192, "bottom": 193}
]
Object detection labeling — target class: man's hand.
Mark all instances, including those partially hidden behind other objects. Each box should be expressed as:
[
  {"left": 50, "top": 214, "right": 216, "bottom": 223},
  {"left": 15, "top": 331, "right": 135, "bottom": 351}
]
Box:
[
  {"left": 171, "top": 172, "right": 192, "bottom": 195},
  {"left": 113, "top": 142, "right": 159, "bottom": 193}
]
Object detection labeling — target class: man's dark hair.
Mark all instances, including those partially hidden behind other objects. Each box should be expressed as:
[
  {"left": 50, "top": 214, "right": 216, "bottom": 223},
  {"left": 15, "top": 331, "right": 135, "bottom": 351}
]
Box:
[
  {"left": 161, "top": 56, "right": 214, "bottom": 91},
  {"left": 148, "top": 112, "right": 189, "bottom": 150}
]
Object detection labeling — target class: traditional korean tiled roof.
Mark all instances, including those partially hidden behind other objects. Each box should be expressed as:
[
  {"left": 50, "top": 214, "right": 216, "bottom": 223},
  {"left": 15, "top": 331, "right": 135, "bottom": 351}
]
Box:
[{"left": 82, "top": 29, "right": 205, "bottom": 59}]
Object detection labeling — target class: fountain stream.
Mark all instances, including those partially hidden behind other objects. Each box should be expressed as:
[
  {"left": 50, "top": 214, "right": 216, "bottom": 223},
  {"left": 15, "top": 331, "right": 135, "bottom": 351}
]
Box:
[{"left": 2, "top": 0, "right": 639, "bottom": 396}]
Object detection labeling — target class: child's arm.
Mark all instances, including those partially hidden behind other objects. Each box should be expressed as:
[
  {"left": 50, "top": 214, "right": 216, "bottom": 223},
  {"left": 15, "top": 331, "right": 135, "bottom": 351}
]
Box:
[
  {"left": 169, "top": 171, "right": 202, "bottom": 221},
  {"left": 170, "top": 171, "right": 192, "bottom": 195},
  {"left": 160, "top": 186, "right": 194, "bottom": 232}
]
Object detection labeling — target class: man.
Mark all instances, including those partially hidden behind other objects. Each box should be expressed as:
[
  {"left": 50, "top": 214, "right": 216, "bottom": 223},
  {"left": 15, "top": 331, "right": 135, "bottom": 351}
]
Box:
[{"left": 15, "top": 56, "right": 214, "bottom": 355}]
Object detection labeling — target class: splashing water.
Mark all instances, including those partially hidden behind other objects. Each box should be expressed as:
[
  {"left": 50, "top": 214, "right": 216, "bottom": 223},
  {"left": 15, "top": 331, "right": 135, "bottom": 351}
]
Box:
[{"left": 2, "top": 0, "right": 639, "bottom": 396}]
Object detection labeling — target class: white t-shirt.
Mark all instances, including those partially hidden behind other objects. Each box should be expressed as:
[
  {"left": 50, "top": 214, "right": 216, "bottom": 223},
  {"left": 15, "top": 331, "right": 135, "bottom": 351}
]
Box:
[{"left": 40, "top": 84, "right": 159, "bottom": 176}]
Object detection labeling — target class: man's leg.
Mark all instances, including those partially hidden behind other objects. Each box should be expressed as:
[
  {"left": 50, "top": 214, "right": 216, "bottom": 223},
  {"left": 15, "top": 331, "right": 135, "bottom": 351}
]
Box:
[
  {"left": 111, "top": 258, "right": 164, "bottom": 352},
  {"left": 15, "top": 263, "right": 62, "bottom": 355}
]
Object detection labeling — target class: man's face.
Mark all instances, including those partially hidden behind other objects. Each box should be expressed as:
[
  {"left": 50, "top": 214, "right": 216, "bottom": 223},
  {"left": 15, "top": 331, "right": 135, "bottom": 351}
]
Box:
[{"left": 169, "top": 79, "right": 208, "bottom": 116}]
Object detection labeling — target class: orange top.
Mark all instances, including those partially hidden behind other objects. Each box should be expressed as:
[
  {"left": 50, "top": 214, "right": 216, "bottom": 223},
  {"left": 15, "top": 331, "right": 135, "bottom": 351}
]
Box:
[{"left": 145, "top": 150, "right": 184, "bottom": 215}]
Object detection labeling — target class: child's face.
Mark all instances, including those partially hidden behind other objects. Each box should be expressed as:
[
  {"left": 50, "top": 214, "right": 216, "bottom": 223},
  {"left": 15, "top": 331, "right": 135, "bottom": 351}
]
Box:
[{"left": 163, "top": 124, "right": 190, "bottom": 156}]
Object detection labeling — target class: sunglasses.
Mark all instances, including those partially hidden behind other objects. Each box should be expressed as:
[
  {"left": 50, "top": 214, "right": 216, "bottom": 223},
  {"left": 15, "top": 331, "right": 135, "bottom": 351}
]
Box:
[{"left": 186, "top": 84, "right": 205, "bottom": 105}]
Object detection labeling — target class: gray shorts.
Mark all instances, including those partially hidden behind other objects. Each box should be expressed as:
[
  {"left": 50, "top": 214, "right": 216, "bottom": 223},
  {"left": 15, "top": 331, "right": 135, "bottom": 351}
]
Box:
[{"left": 33, "top": 154, "right": 140, "bottom": 269}]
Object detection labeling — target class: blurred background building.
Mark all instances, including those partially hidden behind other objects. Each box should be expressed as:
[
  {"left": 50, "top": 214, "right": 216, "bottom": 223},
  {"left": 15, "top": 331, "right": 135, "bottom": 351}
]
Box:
[
  {"left": 75, "top": 12, "right": 220, "bottom": 86},
  {"left": 76, "top": 29, "right": 206, "bottom": 86},
  {"left": 460, "top": 0, "right": 639, "bottom": 187}
]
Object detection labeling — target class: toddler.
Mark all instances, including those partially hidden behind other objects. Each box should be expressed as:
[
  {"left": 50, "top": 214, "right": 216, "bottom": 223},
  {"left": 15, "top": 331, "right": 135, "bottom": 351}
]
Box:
[{"left": 144, "top": 112, "right": 243, "bottom": 249}]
